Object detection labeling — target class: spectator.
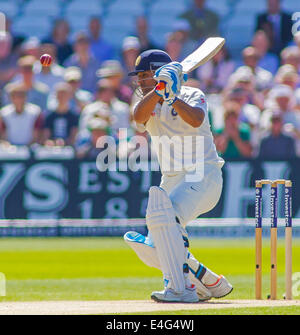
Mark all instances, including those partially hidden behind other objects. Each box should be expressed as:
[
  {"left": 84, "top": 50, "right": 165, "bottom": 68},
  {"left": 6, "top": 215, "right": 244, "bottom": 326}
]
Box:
[
  {"left": 255, "top": 0, "right": 293, "bottom": 55},
  {"left": 275, "top": 64, "right": 299, "bottom": 90},
  {"left": 88, "top": 16, "right": 115, "bottom": 64},
  {"left": 179, "top": 0, "right": 219, "bottom": 42},
  {"left": 135, "top": 16, "right": 158, "bottom": 52},
  {"left": 170, "top": 20, "right": 198, "bottom": 61},
  {"left": 261, "top": 84, "right": 300, "bottom": 132},
  {"left": 97, "top": 60, "right": 133, "bottom": 105},
  {"left": 222, "top": 86, "right": 261, "bottom": 153},
  {"left": 238, "top": 47, "right": 273, "bottom": 92},
  {"left": 121, "top": 36, "right": 141, "bottom": 87},
  {"left": 0, "top": 83, "right": 43, "bottom": 145},
  {"left": 227, "top": 67, "right": 265, "bottom": 110},
  {"left": 259, "top": 111, "right": 296, "bottom": 159},
  {"left": 280, "top": 46, "right": 300, "bottom": 73},
  {"left": 43, "top": 19, "right": 73, "bottom": 65},
  {"left": 214, "top": 102, "right": 253, "bottom": 159},
  {"left": 0, "top": 33, "right": 18, "bottom": 90},
  {"left": 79, "top": 79, "right": 131, "bottom": 138},
  {"left": 184, "top": 78, "right": 201, "bottom": 89},
  {"left": 3, "top": 56, "right": 49, "bottom": 113},
  {"left": 76, "top": 117, "right": 109, "bottom": 159},
  {"left": 196, "top": 46, "right": 235, "bottom": 93},
  {"left": 165, "top": 31, "right": 185, "bottom": 62},
  {"left": 20, "top": 37, "right": 41, "bottom": 59},
  {"left": 64, "top": 32, "right": 100, "bottom": 93},
  {"left": 44, "top": 82, "right": 78, "bottom": 147},
  {"left": 121, "top": 36, "right": 141, "bottom": 74},
  {"left": 251, "top": 30, "right": 279, "bottom": 75},
  {"left": 34, "top": 43, "right": 64, "bottom": 92},
  {"left": 47, "top": 66, "right": 93, "bottom": 114}
]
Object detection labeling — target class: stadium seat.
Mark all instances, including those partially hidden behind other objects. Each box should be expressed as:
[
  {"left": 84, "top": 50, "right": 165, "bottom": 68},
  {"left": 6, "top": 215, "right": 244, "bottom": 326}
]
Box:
[
  {"left": 103, "top": 15, "right": 135, "bottom": 29},
  {"left": 223, "top": 23, "right": 255, "bottom": 59},
  {"left": 282, "top": 0, "right": 300, "bottom": 13},
  {"left": 149, "top": 0, "right": 188, "bottom": 19},
  {"left": 66, "top": 14, "right": 90, "bottom": 35},
  {"left": 234, "top": 0, "right": 266, "bottom": 12},
  {"left": 101, "top": 27, "right": 130, "bottom": 50},
  {"left": 0, "top": 1, "right": 19, "bottom": 18},
  {"left": 23, "top": 0, "right": 62, "bottom": 18},
  {"left": 102, "top": 14, "right": 136, "bottom": 49},
  {"left": 148, "top": 15, "right": 180, "bottom": 49},
  {"left": 13, "top": 15, "right": 52, "bottom": 39},
  {"left": 107, "top": 0, "right": 145, "bottom": 16},
  {"left": 65, "top": 0, "right": 103, "bottom": 17},
  {"left": 205, "top": 0, "right": 229, "bottom": 17},
  {"left": 226, "top": 12, "right": 257, "bottom": 28}
]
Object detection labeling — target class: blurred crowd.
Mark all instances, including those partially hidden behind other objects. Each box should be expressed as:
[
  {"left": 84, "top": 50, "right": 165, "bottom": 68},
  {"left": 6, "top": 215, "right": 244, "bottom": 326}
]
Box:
[{"left": 0, "top": 0, "right": 300, "bottom": 160}]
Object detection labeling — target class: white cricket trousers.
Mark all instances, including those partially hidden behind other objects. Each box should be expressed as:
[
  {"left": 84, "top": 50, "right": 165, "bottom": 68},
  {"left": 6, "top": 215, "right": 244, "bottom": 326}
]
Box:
[{"left": 159, "top": 164, "right": 223, "bottom": 227}]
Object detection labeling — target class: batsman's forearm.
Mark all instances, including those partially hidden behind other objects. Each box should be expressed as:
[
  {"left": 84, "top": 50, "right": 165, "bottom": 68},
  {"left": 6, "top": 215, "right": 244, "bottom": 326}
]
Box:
[
  {"left": 172, "top": 99, "right": 205, "bottom": 128},
  {"left": 133, "top": 89, "right": 161, "bottom": 124}
]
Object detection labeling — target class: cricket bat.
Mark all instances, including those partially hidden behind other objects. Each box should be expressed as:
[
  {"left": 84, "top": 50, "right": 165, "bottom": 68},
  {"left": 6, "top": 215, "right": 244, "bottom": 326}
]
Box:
[{"left": 181, "top": 37, "right": 225, "bottom": 74}]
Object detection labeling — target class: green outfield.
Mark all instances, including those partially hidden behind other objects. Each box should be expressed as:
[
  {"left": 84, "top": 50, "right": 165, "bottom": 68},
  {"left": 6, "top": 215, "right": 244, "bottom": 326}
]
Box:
[{"left": 0, "top": 237, "right": 299, "bottom": 315}]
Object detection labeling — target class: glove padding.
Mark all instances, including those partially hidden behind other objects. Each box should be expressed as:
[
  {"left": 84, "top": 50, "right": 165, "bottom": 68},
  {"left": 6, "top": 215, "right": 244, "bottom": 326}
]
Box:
[
  {"left": 154, "top": 81, "right": 178, "bottom": 105},
  {"left": 154, "top": 62, "right": 187, "bottom": 105}
]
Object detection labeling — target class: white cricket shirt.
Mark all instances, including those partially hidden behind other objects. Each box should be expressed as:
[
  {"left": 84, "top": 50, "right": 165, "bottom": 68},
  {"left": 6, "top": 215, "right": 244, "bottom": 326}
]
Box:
[{"left": 136, "top": 86, "right": 224, "bottom": 175}]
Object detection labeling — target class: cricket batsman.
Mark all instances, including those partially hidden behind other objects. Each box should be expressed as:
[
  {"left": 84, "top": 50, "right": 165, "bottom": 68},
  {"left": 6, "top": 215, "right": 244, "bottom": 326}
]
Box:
[{"left": 124, "top": 49, "right": 233, "bottom": 303}]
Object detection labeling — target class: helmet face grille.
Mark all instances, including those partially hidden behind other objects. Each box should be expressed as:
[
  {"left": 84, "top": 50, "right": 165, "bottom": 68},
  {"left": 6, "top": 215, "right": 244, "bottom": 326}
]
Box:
[{"left": 132, "top": 74, "right": 157, "bottom": 98}]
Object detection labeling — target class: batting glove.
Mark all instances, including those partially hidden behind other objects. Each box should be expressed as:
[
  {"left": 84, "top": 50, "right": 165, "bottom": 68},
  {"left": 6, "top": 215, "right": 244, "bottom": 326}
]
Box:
[
  {"left": 154, "top": 62, "right": 187, "bottom": 105},
  {"left": 154, "top": 81, "right": 178, "bottom": 105}
]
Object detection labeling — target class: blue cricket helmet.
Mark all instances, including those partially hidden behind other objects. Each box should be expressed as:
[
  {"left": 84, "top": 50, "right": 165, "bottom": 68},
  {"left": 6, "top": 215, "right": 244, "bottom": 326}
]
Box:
[{"left": 128, "top": 49, "right": 172, "bottom": 76}]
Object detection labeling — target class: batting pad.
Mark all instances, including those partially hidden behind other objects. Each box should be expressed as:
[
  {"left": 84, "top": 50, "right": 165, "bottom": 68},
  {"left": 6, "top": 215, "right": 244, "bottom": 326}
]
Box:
[
  {"left": 124, "top": 231, "right": 160, "bottom": 269},
  {"left": 146, "top": 186, "right": 187, "bottom": 293}
]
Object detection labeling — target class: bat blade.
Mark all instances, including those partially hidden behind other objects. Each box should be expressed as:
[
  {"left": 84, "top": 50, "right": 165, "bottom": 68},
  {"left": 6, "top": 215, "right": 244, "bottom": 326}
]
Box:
[{"left": 181, "top": 37, "right": 225, "bottom": 74}]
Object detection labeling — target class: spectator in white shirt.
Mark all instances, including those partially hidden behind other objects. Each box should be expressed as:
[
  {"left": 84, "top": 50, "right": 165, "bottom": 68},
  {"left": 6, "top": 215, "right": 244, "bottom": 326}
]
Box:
[
  {"left": 0, "top": 83, "right": 43, "bottom": 145},
  {"left": 251, "top": 30, "right": 279, "bottom": 75},
  {"left": 47, "top": 66, "right": 93, "bottom": 114},
  {"left": 274, "top": 64, "right": 299, "bottom": 90},
  {"left": 227, "top": 66, "right": 265, "bottom": 110},
  {"left": 79, "top": 78, "right": 131, "bottom": 138},
  {"left": 34, "top": 43, "right": 64, "bottom": 92},
  {"left": 280, "top": 46, "right": 300, "bottom": 74},
  {"left": 20, "top": 36, "right": 41, "bottom": 59},
  {"left": 3, "top": 55, "right": 50, "bottom": 113},
  {"left": 237, "top": 46, "right": 273, "bottom": 92},
  {"left": 196, "top": 46, "right": 235, "bottom": 93},
  {"left": 261, "top": 84, "right": 300, "bottom": 132}
]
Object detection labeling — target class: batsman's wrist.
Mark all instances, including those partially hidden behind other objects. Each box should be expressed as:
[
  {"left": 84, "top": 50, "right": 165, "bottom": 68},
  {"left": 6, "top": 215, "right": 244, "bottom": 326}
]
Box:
[{"left": 154, "top": 88, "right": 163, "bottom": 97}]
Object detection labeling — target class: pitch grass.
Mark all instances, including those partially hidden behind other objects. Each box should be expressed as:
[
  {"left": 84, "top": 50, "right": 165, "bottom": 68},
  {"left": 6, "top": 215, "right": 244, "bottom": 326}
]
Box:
[
  {"left": 0, "top": 237, "right": 299, "bottom": 315},
  {"left": 123, "top": 306, "right": 300, "bottom": 315}
]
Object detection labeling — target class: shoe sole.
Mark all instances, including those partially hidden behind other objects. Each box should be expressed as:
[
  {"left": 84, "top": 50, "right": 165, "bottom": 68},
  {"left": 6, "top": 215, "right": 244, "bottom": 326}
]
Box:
[
  {"left": 197, "top": 295, "right": 212, "bottom": 301},
  {"left": 213, "top": 286, "right": 233, "bottom": 299},
  {"left": 151, "top": 294, "right": 199, "bottom": 303}
]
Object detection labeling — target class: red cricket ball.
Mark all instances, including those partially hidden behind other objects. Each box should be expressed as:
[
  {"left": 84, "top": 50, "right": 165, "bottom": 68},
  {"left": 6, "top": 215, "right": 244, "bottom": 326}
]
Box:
[{"left": 40, "top": 54, "right": 52, "bottom": 67}]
